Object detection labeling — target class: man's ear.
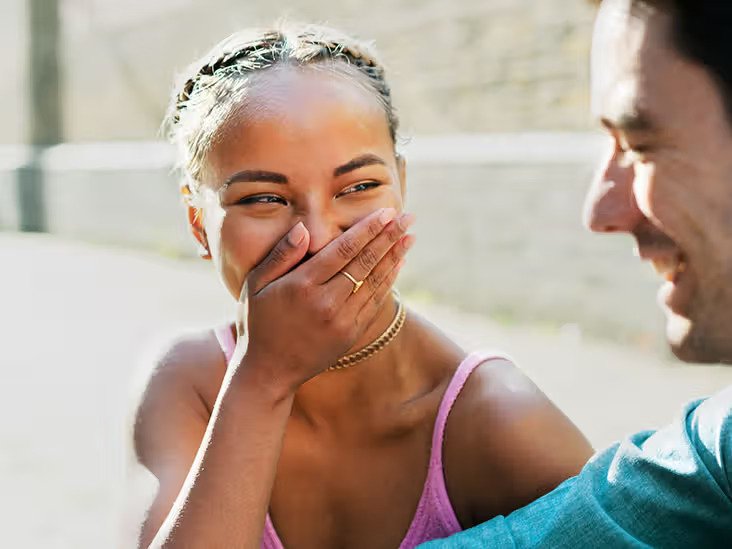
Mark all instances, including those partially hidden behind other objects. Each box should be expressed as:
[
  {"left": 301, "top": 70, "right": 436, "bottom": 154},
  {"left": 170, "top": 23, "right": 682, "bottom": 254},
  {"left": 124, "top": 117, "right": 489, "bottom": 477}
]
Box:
[
  {"left": 183, "top": 185, "right": 212, "bottom": 260},
  {"left": 396, "top": 154, "right": 407, "bottom": 200}
]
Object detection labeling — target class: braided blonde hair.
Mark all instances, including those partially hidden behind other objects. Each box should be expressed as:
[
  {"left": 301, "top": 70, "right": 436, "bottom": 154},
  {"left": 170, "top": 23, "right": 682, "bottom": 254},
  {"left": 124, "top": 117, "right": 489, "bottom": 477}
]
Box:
[{"left": 164, "top": 22, "right": 399, "bottom": 190}]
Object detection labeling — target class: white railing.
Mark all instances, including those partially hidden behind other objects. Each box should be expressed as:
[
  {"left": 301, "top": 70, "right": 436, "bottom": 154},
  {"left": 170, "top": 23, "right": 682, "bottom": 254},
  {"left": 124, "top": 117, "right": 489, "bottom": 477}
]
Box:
[{"left": 0, "top": 132, "right": 606, "bottom": 172}]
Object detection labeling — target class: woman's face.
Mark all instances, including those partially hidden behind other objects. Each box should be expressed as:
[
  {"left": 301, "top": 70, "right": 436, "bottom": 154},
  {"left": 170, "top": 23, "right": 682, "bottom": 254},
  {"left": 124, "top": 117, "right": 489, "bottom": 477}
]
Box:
[{"left": 191, "top": 67, "right": 406, "bottom": 300}]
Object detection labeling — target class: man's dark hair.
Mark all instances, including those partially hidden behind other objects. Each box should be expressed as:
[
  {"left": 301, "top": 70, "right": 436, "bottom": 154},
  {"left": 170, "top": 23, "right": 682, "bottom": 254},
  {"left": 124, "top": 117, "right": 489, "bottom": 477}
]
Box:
[{"left": 595, "top": 0, "right": 732, "bottom": 120}]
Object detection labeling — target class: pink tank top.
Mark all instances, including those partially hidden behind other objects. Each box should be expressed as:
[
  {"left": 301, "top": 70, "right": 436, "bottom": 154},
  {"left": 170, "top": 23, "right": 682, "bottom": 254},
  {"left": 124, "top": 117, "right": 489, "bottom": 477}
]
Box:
[{"left": 214, "top": 325, "right": 507, "bottom": 549}]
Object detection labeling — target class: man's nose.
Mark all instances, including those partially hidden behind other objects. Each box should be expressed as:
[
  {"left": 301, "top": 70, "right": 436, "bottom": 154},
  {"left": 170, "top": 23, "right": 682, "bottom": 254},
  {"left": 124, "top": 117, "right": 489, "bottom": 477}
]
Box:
[{"left": 583, "top": 149, "right": 644, "bottom": 233}]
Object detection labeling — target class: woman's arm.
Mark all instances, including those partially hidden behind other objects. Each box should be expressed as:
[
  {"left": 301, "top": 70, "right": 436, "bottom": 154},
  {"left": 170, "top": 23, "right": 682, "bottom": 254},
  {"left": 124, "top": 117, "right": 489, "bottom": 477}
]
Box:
[
  {"left": 134, "top": 209, "right": 413, "bottom": 548},
  {"left": 136, "top": 352, "right": 296, "bottom": 548}
]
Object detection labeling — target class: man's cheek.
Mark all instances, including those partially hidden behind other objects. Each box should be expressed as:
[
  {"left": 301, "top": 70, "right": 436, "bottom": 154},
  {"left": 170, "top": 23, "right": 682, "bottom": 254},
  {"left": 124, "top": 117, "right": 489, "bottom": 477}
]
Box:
[{"left": 631, "top": 164, "right": 655, "bottom": 219}]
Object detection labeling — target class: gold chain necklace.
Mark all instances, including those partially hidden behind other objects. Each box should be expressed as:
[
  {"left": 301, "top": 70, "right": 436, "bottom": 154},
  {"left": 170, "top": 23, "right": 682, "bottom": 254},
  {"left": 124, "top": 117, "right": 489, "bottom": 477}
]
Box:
[{"left": 327, "top": 296, "right": 407, "bottom": 372}]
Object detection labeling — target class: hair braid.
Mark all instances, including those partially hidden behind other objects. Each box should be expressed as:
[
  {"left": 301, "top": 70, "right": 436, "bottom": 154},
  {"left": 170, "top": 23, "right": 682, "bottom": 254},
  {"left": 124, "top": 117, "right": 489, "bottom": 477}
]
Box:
[{"left": 164, "top": 23, "right": 399, "bottom": 188}]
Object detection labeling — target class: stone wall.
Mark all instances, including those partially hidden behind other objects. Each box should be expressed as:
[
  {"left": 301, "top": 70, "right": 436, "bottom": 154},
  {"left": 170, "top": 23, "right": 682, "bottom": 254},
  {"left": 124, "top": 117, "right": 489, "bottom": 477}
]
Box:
[{"left": 3, "top": 0, "right": 597, "bottom": 143}]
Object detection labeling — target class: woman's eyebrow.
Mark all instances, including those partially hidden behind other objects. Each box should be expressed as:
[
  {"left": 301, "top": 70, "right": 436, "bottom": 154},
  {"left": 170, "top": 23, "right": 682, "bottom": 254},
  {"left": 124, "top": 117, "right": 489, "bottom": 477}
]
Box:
[
  {"left": 222, "top": 170, "right": 289, "bottom": 187},
  {"left": 221, "top": 155, "right": 386, "bottom": 187},
  {"left": 333, "top": 154, "right": 387, "bottom": 177}
]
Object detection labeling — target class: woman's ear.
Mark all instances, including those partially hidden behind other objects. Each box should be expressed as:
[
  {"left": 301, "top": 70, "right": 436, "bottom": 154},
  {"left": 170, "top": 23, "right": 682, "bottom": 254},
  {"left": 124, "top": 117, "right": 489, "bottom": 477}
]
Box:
[
  {"left": 397, "top": 154, "right": 407, "bottom": 200},
  {"left": 183, "top": 185, "right": 212, "bottom": 260}
]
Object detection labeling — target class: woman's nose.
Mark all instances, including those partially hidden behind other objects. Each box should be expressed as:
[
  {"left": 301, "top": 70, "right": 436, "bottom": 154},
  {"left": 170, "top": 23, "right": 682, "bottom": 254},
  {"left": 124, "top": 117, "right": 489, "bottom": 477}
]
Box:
[
  {"left": 583, "top": 150, "right": 644, "bottom": 234},
  {"left": 302, "top": 212, "right": 344, "bottom": 255}
]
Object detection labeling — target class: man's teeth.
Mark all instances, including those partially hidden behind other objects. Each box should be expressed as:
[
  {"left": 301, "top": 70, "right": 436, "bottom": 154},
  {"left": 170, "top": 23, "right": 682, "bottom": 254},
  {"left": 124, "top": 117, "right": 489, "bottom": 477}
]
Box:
[{"left": 651, "top": 257, "right": 686, "bottom": 281}]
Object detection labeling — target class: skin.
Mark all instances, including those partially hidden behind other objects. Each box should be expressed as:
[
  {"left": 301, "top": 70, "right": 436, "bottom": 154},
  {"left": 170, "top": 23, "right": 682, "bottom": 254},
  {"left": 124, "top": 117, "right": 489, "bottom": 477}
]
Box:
[
  {"left": 133, "top": 65, "right": 593, "bottom": 548},
  {"left": 585, "top": 0, "right": 732, "bottom": 364}
]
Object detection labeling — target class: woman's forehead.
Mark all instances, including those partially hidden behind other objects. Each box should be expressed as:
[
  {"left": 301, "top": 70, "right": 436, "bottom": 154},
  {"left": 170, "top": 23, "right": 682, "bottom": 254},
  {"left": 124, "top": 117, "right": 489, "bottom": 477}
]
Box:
[
  {"left": 212, "top": 70, "right": 391, "bottom": 150},
  {"left": 204, "top": 69, "right": 395, "bottom": 185},
  {"left": 242, "top": 65, "right": 386, "bottom": 121}
]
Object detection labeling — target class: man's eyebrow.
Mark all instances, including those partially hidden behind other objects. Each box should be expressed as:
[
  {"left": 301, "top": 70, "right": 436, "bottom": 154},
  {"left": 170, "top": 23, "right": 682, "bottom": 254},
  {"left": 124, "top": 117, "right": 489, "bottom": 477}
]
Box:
[
  {"left": 222, "top": 170, "right": 288, "bottom": 188},
  {"left": 333, "top": 154, "right": 387, "bottom": 177},
  {"left": 602, "top": 110, "right": 657, "bottom": 133}
]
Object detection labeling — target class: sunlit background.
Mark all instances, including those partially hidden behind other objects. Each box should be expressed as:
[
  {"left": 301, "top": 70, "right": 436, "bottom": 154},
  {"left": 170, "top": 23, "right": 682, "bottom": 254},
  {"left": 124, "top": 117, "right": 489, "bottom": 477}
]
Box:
[{"left": 3, "top": 1, "right": 732, "bottom": 547}]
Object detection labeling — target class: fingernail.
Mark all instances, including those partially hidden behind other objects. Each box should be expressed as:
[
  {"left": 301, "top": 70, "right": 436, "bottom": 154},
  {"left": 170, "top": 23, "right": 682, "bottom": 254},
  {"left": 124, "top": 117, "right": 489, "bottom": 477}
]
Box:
[
  {"left": 398, "top": 213, "right": 415, "bottom": 231},
  {"left": 288, "top": 222, "right": 307, "bottom": 246},
  {"left": 402, "top": 234, "right": 416, "bottom": 250},
  {"left": 379, "top": 208, "right": 397, "bottom": 226}
]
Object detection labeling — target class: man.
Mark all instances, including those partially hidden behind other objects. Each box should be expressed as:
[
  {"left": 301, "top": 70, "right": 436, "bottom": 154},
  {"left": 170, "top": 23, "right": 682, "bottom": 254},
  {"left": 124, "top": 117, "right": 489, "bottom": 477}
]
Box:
[{"left": 421, "top": 0, "right": 732, "bottom": 547}]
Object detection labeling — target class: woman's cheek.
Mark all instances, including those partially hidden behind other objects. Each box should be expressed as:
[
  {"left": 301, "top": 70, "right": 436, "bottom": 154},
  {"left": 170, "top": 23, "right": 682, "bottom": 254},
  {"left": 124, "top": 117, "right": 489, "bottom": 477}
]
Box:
[
  {"left": 215, "top": 215, "right": 291, "bottom": 300},
  {"left": 386, "top": 186, "right": 405, "bottom": 214},
  {"left": 219, "top": 213, "right": 292, "bottom": 274},
  {"left": 343, "top": 189, "right": 403, "bottom": 223}
]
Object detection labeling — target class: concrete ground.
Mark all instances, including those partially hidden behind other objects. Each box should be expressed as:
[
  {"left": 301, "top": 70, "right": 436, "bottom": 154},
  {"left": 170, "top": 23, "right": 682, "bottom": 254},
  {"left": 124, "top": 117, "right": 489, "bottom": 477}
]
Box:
[{"left": 3, "top": 233, "right": 731, "bottom": 548}]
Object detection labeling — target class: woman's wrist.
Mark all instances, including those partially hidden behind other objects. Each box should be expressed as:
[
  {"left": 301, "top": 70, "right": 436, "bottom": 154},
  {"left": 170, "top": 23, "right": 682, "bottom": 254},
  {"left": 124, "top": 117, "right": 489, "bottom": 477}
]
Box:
[{"left": 229, "top": 352, "right": 299, "bottom": 407}]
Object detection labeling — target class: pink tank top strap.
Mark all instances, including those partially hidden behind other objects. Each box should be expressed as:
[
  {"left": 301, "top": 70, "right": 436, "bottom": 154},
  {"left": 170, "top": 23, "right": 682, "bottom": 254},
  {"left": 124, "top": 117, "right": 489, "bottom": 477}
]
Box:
[
  {"left": 399, "top": 350, "right": 511, "bottom": 548},
  {"left": 430, "top": 351, "right": 505, "bottom": 469},
  {"left": 262, "top": 515, "right": 283, "bottom": 549},
  {"left": 214, "top": 324, "right": 236, "bottom": 362}
]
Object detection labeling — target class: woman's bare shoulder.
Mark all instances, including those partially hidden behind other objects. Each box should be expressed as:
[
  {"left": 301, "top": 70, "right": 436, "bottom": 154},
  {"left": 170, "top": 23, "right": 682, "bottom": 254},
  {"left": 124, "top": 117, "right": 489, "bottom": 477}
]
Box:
[
  {"left": 131, "top": 327, "right": 229, "bottom": 465},
  {"left": 444, "top": 357, "right": 593, "bottom": 525},
  {"left": 452, "top": 357, "right": 547, "bottom": 420}
]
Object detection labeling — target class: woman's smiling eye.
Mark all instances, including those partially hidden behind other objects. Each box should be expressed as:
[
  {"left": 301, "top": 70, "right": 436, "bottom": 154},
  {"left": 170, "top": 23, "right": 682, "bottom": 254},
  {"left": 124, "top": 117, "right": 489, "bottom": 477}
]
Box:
[
  {"left": 338, "top": 181, "right": 381, "bottom": 197},
  {"left": 237, "top": 194, "right": 288, "bottom": 206}
]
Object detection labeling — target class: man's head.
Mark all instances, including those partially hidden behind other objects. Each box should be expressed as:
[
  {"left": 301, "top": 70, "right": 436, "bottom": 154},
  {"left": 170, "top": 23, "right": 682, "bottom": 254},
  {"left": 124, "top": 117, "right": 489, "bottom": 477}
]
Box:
[{"left": 584, "top": 0, "right": 732, "bottom": 363}]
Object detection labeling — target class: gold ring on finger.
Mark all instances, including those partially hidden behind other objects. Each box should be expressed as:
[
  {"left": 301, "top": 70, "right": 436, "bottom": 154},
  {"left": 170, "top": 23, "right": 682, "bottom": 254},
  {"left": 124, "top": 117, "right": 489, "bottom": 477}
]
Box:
[{"left": 339, "top": 270, "right": 364, "bottom": 294}]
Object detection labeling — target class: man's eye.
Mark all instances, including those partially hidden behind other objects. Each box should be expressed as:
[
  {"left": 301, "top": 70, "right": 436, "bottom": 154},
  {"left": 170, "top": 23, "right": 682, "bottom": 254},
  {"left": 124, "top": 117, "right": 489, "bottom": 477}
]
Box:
[
  {"left": 618, "top": 137, "right": 652, "bottom": 155},
  {"left": 237, "top": 195, "right": 287, "bottom": 205},
  {"left": 339, "top": 182, "right": 380, "bottom": 196},
  {"left": 617, "top": 142, "right": 651, "bottom": 167},
  {"left": 624, "top": 143, "right": 650, "bottom": 154}
]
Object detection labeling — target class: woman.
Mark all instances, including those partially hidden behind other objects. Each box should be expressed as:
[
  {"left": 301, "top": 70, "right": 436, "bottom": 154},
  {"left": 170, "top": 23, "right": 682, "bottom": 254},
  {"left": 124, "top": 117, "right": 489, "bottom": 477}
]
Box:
[{"left": 133, "top": 23, "right": 593, "bottom": 548}]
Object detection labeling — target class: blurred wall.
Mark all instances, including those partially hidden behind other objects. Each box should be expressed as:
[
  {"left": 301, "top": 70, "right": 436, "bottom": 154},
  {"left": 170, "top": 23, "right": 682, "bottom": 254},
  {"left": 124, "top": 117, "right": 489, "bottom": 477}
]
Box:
[
  {"left": 4, "top": 1, "right": 660, "bottom": 344},
  {"left": 0, "top": 135, "right": 667, "bottom": 349},
  {"left": 3, "top": 0, "right": 27, "bottom": 144},
  {"left": 3, "top": 0, "right": 595, "bottom": 143}
]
